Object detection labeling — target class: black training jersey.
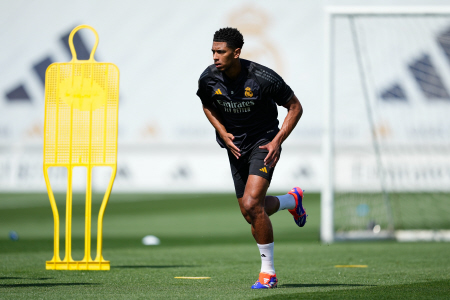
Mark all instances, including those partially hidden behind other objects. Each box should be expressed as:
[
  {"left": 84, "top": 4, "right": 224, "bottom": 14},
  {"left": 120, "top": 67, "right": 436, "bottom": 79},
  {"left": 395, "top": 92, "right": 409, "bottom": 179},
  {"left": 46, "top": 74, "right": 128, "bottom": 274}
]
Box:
[{"left": 196, "top": 59, "right": 294, "bottom": 154}]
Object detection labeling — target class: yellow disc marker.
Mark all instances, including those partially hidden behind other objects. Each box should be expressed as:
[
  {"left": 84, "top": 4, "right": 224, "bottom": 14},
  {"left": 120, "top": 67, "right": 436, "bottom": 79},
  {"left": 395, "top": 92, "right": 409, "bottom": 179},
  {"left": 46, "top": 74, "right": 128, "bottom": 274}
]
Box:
[
  {"left": 43, "top": 25, "right": 120, "bottom": 271},
  {"left": 334, "top": 265, "right": 368, "bottom": 268}
]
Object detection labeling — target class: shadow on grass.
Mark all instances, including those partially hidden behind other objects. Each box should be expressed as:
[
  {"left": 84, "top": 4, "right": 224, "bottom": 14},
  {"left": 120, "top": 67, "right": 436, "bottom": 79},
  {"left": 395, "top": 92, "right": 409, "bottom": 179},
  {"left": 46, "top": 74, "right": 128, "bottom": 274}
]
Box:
[
  {"left": 113, "top": 265, "right": 198, "bottom": 269},
  {"left": 255, "top": 280, "right": 450, "bottom": 300},
  {"left": 281, "top": 283, "right": 376, "bottom": 288},
  {"left": 0, "top": 277, "right": 53, "bottom": 280},
  {"left": 0, "top": 283, "right": 99, "bottom": 288}
]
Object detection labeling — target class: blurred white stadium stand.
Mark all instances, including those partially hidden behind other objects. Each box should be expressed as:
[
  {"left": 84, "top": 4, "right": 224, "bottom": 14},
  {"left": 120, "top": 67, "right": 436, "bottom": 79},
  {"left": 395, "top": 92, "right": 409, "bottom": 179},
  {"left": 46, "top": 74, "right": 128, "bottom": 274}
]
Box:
[{"left": 0, "top": 0, "right": 449, "bottom": 193}]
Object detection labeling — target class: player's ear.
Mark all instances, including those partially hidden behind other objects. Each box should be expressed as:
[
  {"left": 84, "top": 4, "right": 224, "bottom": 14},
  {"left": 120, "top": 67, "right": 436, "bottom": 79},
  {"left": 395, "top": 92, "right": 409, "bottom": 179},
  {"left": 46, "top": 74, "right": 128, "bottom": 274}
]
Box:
[{"left": 234, "top": 48, "right": 241, "bottom": 59}]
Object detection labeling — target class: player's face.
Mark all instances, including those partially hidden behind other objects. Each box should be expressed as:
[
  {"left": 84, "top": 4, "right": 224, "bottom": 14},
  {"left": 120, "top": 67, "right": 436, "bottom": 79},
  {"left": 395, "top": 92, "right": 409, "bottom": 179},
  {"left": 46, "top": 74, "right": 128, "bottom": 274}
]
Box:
[{"left": 212, "top": 42, "right": 240, "bottom": 72}]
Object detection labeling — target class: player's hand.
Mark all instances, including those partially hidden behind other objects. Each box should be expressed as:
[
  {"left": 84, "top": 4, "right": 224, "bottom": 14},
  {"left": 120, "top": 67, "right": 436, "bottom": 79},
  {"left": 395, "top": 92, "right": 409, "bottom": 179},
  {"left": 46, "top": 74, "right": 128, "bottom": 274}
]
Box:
[
  {"left": 222, "top": 133, "right": 241, "bottom": 159},
  {"left": 259, "top": 141, "right": 281, "bottom": 168}
]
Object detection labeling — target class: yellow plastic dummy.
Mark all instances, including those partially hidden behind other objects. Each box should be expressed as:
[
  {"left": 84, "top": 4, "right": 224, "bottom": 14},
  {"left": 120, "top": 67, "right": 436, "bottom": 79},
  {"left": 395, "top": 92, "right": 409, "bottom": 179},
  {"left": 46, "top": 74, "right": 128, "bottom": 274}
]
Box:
[{"left": 43, "top": 25, "right": 119, "bottom": 270}]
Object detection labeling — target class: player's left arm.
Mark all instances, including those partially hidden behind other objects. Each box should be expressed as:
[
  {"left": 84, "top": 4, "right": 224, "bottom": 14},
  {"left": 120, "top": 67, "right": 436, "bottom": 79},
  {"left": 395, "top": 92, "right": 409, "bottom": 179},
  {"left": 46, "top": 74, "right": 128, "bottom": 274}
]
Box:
[{"left": 259, "top": 94, "right": 303, "bottom": 168}]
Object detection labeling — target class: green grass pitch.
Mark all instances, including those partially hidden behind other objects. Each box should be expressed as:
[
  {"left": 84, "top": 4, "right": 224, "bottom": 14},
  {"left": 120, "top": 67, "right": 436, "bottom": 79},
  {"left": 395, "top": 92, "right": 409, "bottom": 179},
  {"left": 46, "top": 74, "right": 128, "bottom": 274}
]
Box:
[{"left": 1, "top": 192, "right": 449, "bottom": 299}]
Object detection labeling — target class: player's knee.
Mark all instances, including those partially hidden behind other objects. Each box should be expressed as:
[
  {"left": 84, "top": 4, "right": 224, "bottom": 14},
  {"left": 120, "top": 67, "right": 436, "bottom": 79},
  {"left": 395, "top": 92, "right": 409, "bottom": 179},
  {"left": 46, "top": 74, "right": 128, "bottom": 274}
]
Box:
[{"left": 241, "top": 195, "right": 263, "bottom": 219}]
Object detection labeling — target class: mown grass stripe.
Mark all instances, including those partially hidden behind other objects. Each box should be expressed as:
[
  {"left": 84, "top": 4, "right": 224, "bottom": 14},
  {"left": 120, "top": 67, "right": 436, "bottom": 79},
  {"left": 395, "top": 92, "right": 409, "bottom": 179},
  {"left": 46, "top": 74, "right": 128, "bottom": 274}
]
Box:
[
  {"left": 174, "top": 277, "right": 211, "bottom": 279},
  {"left": 335, "top": 265, "right": 368, "bottom": 268}
]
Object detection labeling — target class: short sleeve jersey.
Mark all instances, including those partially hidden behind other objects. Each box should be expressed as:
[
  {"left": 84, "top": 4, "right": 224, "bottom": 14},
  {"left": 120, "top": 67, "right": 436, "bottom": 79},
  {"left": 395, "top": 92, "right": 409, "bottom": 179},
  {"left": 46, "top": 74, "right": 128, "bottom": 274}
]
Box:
[{"left": 196, "top": 59, "right": 294, "bottom": 154}]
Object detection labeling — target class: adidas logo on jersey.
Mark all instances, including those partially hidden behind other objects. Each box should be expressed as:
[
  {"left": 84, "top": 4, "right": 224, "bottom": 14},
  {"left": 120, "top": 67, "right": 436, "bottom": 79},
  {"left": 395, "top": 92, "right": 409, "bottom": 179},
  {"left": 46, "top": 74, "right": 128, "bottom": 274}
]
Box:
[
  {"left": 259, "top": 167, "right": 267, "bottom": 173},
  {"left": 215, "top": 89, "right": 222, "bottom": 95}
]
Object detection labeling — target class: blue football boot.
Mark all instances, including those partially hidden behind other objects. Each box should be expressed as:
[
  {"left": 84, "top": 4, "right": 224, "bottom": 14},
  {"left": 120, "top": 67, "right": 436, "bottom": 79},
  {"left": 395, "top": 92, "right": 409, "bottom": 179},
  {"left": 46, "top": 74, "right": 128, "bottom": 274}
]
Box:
[
  {"left": 251, "top": 272, "right": 278, "bottom": 289},
  {"left": 288, "top": 187, "right": 307, "bottom": 227}
]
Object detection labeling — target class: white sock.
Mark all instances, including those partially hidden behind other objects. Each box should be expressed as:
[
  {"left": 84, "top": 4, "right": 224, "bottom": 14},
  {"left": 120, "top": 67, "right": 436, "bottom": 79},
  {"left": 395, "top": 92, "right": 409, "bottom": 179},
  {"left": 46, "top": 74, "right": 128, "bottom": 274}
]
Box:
[
  {"left": 276, "top": 193, "right": 296, "bottom": 211},
  {"left": 257, "top": 242, "right": 275, "bottom": 275}
]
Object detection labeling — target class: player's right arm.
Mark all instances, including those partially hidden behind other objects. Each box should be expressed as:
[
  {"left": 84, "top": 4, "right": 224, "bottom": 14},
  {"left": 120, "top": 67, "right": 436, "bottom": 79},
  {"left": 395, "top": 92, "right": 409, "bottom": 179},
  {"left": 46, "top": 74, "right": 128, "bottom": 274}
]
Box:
[
  {"left": 197, "top": 67, "right": 241, "bottom": 159},
  {"left": 202, "top": 104, "right": 241, "bottom": 159}
]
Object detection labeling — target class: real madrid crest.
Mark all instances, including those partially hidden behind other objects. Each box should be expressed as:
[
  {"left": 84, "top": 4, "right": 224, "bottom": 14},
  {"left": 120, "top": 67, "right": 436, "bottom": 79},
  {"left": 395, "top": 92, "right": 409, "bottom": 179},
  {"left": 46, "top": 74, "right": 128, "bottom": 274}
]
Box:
[{"left": 245, "top": 87, "right": 253, "bottom": 98}]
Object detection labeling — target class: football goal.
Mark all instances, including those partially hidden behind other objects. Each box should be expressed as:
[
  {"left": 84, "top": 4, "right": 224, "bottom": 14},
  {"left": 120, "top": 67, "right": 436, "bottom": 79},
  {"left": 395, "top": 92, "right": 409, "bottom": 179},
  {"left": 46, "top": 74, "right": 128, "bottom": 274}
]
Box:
[{"left": 322, "top": 7, "right": 450, "bottom": 243}]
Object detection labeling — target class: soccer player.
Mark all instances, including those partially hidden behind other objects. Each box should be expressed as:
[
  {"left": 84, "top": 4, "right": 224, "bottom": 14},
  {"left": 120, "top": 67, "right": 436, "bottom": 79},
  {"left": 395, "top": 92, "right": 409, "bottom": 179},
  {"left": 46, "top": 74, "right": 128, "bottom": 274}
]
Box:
[{"left": 196, "top": 27, "right": 306, "bottom": 289}]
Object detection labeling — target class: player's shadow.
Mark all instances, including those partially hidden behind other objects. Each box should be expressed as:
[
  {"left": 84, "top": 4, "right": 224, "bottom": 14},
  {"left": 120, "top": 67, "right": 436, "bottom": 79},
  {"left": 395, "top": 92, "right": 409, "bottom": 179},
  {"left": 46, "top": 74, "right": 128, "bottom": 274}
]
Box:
[
  {"left": 280, "top": 283, "right": 376, "bottom": 288},
  {"left": 0, "top": 283, "right": 99, "bottom": 288},
  {"left": 113, "top": 265, "right": 198, "bottom": 269}
]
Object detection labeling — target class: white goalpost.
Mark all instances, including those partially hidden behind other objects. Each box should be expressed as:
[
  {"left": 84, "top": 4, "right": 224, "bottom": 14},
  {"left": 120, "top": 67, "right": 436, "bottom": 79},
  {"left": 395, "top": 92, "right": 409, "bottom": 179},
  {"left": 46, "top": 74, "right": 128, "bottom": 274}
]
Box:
[{"left": 322, "top": 7, "right": 450, "bottom": 243}]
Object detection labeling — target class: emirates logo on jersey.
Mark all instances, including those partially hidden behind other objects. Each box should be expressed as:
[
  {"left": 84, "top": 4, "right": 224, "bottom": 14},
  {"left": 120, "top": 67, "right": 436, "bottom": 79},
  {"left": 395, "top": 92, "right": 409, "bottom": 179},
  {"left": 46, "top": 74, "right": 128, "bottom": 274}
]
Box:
[
  {"left": 245, "top": 87, "right": 253, "bottom": 98},
  {"left": 216, "top": 99, "right": 255, "bottom": 114}
]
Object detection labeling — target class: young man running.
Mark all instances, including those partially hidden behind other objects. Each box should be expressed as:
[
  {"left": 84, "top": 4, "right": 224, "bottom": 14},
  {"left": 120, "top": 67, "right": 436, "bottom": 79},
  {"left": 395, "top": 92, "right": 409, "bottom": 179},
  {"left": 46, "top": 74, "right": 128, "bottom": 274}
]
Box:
[{"left": 196, "top": 27, "right": 306, "bottom": 289}]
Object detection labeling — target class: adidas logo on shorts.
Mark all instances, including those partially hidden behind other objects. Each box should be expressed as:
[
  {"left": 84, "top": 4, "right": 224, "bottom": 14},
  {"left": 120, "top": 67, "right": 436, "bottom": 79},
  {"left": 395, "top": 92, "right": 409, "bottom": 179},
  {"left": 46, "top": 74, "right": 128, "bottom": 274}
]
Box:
[{"left": 259, "top": 167, "right": 267, "bottom": 173}]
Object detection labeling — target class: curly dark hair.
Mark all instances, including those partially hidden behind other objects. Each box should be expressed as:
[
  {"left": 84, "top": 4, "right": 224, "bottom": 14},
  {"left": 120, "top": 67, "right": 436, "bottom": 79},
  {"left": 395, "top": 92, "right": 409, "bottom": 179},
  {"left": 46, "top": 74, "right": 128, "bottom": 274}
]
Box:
[{"left": 213, "top": 27, "right": 244, "bottom": 49}]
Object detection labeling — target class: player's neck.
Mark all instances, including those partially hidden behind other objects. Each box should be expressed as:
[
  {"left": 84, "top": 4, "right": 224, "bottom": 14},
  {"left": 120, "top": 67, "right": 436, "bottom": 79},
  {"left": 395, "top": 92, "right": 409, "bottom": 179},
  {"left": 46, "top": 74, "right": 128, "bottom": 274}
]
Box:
[{"left": 224, "top": 59, "right": 242, "bottom": 80}]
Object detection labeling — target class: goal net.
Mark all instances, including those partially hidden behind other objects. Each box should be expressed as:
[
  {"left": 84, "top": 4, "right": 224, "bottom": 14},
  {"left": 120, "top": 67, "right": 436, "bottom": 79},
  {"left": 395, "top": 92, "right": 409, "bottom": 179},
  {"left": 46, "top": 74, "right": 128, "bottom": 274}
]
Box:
[{"left": 322, "top": 7, "right": 450, "bottom": 243}]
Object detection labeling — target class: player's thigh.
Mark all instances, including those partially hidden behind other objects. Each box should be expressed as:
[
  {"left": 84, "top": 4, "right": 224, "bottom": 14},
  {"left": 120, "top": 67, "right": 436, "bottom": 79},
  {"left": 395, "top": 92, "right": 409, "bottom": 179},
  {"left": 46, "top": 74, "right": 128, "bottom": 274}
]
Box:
[{"left": 242, "top": 175, "right": 270, "bottom": 204}]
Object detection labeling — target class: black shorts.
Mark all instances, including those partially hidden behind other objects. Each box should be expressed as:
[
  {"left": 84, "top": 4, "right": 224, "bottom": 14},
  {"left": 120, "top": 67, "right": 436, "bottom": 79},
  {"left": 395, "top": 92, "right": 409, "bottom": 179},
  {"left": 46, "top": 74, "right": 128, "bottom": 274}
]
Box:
[{"left": 227, "top": 140, "right": 281, "bottom": 198}]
